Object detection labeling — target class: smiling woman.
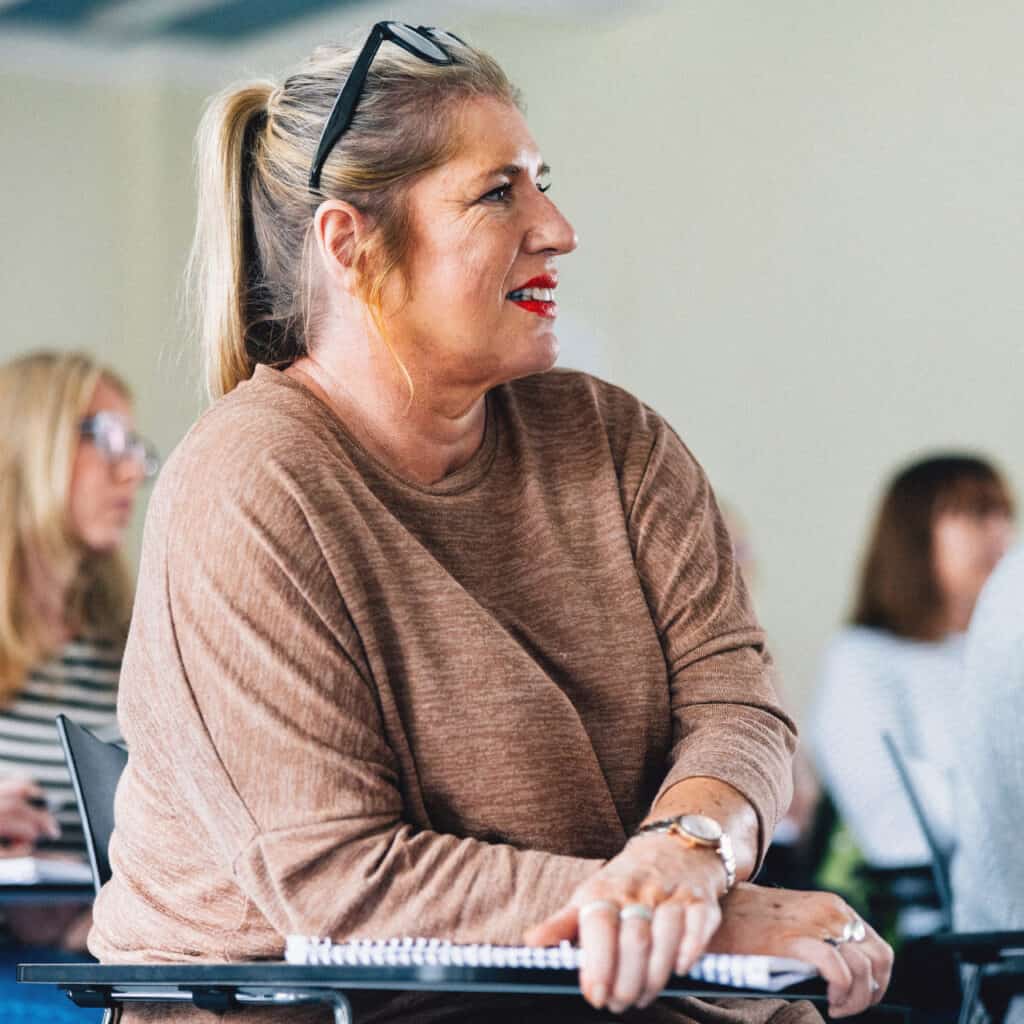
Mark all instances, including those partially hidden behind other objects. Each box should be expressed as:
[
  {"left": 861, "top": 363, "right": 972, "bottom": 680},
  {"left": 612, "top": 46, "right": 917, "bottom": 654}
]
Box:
[{"left": 89, "top": 22, "right": 891, "bottom": 1024}]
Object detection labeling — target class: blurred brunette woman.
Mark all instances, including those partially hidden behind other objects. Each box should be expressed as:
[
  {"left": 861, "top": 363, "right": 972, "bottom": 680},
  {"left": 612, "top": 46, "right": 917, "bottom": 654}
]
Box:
[{"left": 811, "top": 454, "right": 1015, "bottom": 871}]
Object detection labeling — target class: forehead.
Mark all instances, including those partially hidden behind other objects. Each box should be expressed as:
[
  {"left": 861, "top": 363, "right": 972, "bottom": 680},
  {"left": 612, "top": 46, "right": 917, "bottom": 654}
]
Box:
[
  {"left": 435, "top": 96, "right": 544, "bottom": 185},
  {"left": 85, "top": 376, "right": 133, "bottom": 419}
]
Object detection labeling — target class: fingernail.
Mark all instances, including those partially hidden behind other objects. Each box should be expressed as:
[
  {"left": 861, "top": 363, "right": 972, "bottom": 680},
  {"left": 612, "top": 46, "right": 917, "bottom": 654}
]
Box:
[{"left": 591, "top": 985, "right": 606, "bottom": 1009}]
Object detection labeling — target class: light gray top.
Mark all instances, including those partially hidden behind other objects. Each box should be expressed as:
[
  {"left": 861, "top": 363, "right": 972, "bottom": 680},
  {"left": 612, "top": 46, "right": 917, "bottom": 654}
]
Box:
[
  {"left": 810, "top": 625, "right": 964, "bottom": 866},
  {"left": 952, "top": 543, "right": 1024, "bottom": 933}
]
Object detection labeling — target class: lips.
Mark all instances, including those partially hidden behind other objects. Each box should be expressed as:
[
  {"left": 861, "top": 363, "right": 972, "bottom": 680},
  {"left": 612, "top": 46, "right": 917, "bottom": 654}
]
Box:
[{"left": 507, "top": 274, "right": 558, "bottom": 319}]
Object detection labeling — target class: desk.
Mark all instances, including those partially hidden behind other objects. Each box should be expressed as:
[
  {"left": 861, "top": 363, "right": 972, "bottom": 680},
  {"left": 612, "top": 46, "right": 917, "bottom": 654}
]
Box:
[{"left": 19, "top": 960, "right": 834, "bottom": 1024}]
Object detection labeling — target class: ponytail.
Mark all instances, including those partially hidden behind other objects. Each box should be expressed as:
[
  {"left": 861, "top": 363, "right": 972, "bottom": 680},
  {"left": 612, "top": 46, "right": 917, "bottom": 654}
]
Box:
[{"left": 188, "top": 81, "right": 275, "bottom": 399}]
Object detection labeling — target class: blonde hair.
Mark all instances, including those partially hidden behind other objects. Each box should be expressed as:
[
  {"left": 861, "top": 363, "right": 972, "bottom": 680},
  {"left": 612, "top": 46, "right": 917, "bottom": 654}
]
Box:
[
  {"left": 188, "top": 30, "right": 521, "bottom": 400},
  {"left": 0, "top": 351, "right": 135, "bottom": 702}
]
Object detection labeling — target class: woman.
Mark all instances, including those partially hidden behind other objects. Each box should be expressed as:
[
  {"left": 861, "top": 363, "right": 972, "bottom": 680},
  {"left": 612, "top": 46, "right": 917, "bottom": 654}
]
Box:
[
  {"left": 91, "top": 25, "right": 890, "bottom": 1022},
  {"left": 0, "top": 352, "right": 151, "bottom": 984},
  {"left": 811, "top": 454, "right": 1015, "bottom": 871}
]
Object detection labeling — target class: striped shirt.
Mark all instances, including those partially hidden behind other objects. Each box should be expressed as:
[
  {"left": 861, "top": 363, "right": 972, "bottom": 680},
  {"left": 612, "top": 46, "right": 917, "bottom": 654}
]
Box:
[{"left": 0, "top": 637, "right": 121, "bottom": 858}]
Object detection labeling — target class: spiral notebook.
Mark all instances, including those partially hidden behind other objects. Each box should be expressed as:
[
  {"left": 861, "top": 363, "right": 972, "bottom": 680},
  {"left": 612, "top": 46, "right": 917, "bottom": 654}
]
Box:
[{"left": 285, "top": 936, "right": 818, "bottom": 992}]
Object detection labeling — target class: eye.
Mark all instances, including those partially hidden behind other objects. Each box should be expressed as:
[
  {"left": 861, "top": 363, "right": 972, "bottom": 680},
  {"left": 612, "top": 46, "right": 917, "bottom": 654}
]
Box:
[{"left": 480, "top": 183, "right": 512, "bottom": 203}]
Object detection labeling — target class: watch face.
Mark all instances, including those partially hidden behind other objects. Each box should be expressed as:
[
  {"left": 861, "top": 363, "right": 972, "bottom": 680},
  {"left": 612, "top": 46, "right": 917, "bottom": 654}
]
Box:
[{"left": 679, "top": 814, "right": 722, "bottom": 843}]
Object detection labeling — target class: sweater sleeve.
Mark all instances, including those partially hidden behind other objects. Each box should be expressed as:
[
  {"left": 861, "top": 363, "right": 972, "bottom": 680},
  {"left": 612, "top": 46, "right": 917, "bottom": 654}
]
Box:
[
  {"left": 160, "top": 455, "right": 599, "bottom": 946},
  {"left": 622, "top": 411, "right": 796, "bottom": 865}
]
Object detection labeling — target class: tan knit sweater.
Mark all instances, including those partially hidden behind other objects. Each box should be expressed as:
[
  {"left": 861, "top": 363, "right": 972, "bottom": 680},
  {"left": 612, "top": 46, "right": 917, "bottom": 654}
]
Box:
[{"left": 90, "top": 366, "right": 804, "bottom": 1023}]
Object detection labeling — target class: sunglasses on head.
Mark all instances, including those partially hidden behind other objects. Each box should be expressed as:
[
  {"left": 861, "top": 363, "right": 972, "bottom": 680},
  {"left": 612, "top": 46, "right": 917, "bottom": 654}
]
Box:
[
  {"left": 308, "top": 21, "right": 466, "bottom": 192},
  {"left": 80, "top": 412, "right": 160, "bottom": 480}
]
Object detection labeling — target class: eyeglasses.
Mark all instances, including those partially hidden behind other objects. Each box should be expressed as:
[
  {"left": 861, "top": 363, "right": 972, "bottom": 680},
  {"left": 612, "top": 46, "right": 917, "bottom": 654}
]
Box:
[
  {"left": 79, "top": 412, "right": 160, "bottom": 480},
  {"left": 308, "top": 21, "right": 466, "bottom": 192}
]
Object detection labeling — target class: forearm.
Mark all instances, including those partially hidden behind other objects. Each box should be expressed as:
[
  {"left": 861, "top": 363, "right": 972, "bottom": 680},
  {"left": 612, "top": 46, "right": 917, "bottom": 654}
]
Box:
[
  {"left": 235, "top": 821, "right": 604, "bottom": 946},
  {"left": 641, "top": 776, "right": 760, "bottom": 883}
]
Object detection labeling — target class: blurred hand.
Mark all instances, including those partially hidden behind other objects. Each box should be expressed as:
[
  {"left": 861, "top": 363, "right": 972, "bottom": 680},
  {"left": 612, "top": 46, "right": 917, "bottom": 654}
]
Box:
[
  {"left": 0, "top": 776, "right": 61, "bottom": 855},
  {"left": 525, "top": 833, "right": 727, "bottom": 1014},
  {"left": 709, "top": 883, "right": 894, "bottom": 1018}
]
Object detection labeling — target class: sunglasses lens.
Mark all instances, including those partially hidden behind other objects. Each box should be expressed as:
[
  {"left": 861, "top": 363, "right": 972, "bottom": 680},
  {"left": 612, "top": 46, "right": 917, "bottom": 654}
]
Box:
[
  {"left": 386, "top": 22, "right": 449, "bottom": 62},
  {"left": 425, "top": 28, "right": 465, "bottom": 49}
]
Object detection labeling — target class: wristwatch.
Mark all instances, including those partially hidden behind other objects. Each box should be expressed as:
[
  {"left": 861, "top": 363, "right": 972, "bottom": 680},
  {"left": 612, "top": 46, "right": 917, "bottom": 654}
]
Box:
[{"left": 636, "top": 813, "right": 737, "bottom": 892}]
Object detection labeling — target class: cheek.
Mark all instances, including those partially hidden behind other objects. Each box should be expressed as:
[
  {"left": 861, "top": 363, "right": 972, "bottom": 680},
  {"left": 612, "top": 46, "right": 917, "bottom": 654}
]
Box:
[
  {"left": 935, "top": 522, "right": 993, "bottom": 584},
  {"left": 67, "top": 455, "right": 107, "bottom": 535}
]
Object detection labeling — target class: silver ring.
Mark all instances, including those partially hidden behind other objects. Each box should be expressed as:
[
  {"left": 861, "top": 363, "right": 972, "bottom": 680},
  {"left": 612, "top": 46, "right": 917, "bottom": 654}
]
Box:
[
  {"left": 824, "top": 916, "right": 867, "bottom": 946},
  {"left": 619, "top": 903, "right": 654, "bottom": 923},
  {"left": 578, "top": 899, "right": 619, "bottom": 923},
  {"left": 869, "top": 978, "right": 881, "bottom": 993}
]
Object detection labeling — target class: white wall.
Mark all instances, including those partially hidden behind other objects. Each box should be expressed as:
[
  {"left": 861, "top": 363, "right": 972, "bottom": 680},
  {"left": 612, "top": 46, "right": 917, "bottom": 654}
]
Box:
[{"left": 2, "top": 1, "right": 1021, "bottom": 716}]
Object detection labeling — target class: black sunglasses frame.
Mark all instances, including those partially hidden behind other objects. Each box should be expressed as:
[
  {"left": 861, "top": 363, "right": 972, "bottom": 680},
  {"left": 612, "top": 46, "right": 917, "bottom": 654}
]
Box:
[{"left": 308, "top": 22, "right": 466, "bottom": 192}]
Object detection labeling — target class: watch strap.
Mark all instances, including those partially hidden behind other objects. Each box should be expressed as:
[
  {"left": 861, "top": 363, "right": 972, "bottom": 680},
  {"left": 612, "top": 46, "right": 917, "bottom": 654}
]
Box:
[{"left": 637, "top": 816, "right": 737, "bottom": 892}]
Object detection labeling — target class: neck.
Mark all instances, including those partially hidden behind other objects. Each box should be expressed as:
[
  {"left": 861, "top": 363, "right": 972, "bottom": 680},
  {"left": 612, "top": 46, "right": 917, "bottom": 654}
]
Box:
[
  {"left": 937, "top": 597, "right": 973, "bottom": 637},
  {"left": 24, "top": 548, "right": 76, "bottom": 648},
  {"left": 286, "top": 345, "right": 489, "bottom": 487}
]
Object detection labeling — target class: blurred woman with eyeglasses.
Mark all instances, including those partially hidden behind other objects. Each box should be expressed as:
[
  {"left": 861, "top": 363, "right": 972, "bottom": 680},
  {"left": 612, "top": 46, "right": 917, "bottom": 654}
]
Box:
[{"left": 0, "top": 349, "right": 155, "bottom": 953}]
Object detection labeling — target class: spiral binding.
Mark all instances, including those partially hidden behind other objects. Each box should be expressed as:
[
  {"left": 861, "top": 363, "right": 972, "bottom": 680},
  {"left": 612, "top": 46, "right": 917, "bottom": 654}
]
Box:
[{"left": 284, "top": 936, "right": 815, "bottom": 991}]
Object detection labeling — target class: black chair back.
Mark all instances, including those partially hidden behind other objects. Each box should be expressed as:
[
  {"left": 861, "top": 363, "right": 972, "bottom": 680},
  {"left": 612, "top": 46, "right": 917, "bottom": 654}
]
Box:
[
  {"left": 55, "top": 713, "right": 128, "bottom": 894},
  {"left": 881, "top": 731, "right": 953, "bottom": 929}
]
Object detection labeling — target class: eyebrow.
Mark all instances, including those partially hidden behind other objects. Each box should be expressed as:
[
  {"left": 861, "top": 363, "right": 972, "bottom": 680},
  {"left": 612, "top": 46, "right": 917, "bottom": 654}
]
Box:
[{"left": 477, "top": 162, "right": 551, "bottom": 183}]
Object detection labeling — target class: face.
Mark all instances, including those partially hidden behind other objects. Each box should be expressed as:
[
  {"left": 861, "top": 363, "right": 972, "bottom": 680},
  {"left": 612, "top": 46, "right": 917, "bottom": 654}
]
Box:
[
  {"left": 932, "top": 505, "right": 1015, "bottom": 613},
  {"left": 379, "top": 96, "right": 578, "bottom": 398},
  {"left": 67, "top": 377, "right": 146, "bottom": 553}
]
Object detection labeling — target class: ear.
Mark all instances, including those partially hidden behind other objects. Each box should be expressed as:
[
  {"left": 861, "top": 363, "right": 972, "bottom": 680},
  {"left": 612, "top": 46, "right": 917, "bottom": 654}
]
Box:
[{"left": 312, "top": 199, "right": 370, "bottom": 293}]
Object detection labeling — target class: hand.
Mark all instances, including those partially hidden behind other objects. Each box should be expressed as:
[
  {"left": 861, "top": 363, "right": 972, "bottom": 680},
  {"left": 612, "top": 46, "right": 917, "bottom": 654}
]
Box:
[
  {"left": 710, "top": 883, "right": 894, "bottom": 1018},
  {"left": 0, "top": 776, "right": 61, "bottom": 855},
  {"left": 525, "top": 833, "right": 727, "bottom": 1014}
]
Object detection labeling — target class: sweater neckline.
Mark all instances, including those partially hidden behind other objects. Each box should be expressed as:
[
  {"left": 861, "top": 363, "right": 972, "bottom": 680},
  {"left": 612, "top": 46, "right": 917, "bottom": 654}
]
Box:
[{"left": 250, "top": 364, "right": 500, "bottom": 497}]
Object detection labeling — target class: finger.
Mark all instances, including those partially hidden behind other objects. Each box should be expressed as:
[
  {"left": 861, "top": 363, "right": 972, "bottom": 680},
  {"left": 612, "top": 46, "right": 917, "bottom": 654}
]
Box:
[
  {"left": 675, "top": 898, "right": 721, "bottom": 975},
  {"left": 578, "top": 901, "right": 619, "bottom": 1010},
  {"left": 831, "top": 946, "right": 875, "bottom": 1017},
  {"left": 524, "top": 905, "right": 578, "bottom": 947},
  {"left": 0, "top": 812, "right": 51, "bottom": 844},
  {"left": 858, "top": 924, "right": 894, "bottom": 1003},
  {"left": 0, "top": 840, "right": 34, "bottom": 857},
  {"left": 609, "top": 908, "right": 653, "bottom": 1014},
  {"left": 639, "top": 901, "right": 687, "bottom": 1008},
  {"left": 790, "top": 936, "right": 854, "bottom": 1013},
  {"left": 7, "top": 805, "right": 61, "bottom": 842}
]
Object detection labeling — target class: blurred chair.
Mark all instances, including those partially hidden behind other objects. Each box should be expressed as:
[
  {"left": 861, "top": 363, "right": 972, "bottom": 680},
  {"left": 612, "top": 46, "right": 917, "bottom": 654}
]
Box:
[{"left": 55, "top": 714, "right": 127, "bottom": 894}]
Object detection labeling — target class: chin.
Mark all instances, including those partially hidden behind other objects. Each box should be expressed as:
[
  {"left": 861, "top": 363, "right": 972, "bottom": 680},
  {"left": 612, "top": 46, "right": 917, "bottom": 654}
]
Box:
[
  {"left": 517, "top": 332, "right": 560, "bottom": 378},
  {"left": 81, "top": 528, "right": 126, "bottom": 555}
]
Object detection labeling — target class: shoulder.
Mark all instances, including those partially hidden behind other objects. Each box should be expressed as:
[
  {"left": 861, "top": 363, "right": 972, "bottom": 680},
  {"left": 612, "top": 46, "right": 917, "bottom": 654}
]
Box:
[
  {"left": 504, "top": 369, "right": 692, "bottom": 479},
  {"left": 824, "top": 624, "right": 900, "bottom": 661},
  {"left": 145, "top": 368, "right": 349, "bottom": 566},
  {"left": 507, "top": 368, "right": 665, "bottom": 439},
  {"left": 817, "top": 626, "right": 905, "bottom": 693},
  {"left": 157, "top": 368, "right": 345, "bottom": 510}
]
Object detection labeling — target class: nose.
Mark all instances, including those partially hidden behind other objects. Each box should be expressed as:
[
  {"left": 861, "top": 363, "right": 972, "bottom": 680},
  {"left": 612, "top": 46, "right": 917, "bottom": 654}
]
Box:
[
  {"left": 113, "top": 454, "right": 147, "bottom": 488},
  {"left": 525, "top": 191, "right": 578, "bottom": 257}
]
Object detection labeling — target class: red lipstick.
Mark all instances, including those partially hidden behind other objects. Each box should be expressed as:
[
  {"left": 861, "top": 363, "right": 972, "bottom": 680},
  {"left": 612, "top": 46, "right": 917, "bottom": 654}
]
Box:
[{"left": 507, "top": 274, "right": 558, "bottom": 319}]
